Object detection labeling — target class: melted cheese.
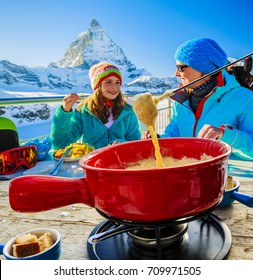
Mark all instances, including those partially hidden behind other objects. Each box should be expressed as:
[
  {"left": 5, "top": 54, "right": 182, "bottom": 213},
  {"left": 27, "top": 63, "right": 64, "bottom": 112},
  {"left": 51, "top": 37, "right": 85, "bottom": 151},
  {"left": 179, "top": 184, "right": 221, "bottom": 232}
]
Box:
[{"left": 126, "top": 154, "right": 212, "bottom": 170}]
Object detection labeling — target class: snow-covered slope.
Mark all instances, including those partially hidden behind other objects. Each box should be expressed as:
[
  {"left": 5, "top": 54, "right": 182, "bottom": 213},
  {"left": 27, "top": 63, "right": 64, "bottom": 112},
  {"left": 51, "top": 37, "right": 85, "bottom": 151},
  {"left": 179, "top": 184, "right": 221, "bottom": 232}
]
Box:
[{"left": 0, "top": 19, "right": 179, "bottom": 95}]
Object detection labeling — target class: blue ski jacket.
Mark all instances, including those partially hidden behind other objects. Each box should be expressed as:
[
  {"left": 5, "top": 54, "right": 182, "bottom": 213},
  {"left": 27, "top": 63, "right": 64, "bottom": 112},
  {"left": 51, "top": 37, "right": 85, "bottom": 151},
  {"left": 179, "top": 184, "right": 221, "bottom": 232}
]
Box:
[{"left": 51, "top": 103, "right": 141, "bottom": 150}]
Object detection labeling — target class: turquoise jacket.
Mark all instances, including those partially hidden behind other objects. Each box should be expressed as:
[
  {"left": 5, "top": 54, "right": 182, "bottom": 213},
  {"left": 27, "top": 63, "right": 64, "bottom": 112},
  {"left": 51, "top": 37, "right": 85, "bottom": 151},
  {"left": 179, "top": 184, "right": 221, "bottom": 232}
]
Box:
[
  {"left": 161, "top": 71, "right": 253, "bottom": 160},
  {"left": 50, "top": 103, "right": 141, "bottom": 150}
]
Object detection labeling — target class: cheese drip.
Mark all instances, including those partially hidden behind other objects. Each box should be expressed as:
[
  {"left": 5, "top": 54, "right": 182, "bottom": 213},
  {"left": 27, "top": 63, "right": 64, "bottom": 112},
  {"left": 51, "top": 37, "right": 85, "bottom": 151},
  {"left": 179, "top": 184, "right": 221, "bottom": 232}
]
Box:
[{"left": 148, "top": 125, "right": 165, "bottom": 168}]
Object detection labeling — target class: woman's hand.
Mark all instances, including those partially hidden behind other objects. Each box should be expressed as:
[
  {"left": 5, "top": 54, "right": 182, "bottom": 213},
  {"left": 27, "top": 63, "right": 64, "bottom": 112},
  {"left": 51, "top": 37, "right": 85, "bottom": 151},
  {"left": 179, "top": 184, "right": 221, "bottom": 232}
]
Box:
[
  {"left": 141, "top": 130, "right": 151, "bottom": 139},
  {"left": 62, "top": 93, "right": 81, "bottom": 112},
  {"left": 198, "top": 124, "right": 224, "bottom": 140}
]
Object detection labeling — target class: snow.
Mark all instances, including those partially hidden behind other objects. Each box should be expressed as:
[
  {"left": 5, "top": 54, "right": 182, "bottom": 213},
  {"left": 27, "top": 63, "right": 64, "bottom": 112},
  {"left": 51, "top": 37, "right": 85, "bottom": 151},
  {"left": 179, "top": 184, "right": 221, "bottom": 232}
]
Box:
[
  {"left": 0, "top": 19, "right": 181, "bottom": 98},
  {"left": 1, "top": 90, "right": 63, "bottom": 97},
  {"left": 0, "top": 90, "right": 59, "bottom": 140}
]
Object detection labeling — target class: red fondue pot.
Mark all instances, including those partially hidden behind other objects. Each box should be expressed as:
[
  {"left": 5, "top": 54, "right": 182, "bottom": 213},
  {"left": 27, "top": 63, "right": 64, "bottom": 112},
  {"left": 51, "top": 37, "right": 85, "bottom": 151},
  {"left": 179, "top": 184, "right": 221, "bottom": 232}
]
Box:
[{"left": 9, "top": 138, "right": 231, "bottom": 222}]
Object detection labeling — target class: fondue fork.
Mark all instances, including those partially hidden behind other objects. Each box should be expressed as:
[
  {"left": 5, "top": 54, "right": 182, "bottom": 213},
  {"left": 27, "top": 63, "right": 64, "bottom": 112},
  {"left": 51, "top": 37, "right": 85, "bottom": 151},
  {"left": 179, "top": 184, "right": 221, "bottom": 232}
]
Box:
[
  {"left": 133, "top": 51, "right": 253, "bottom": 122},
  {"left": 154, "top": 51, "right": 253, "bottom": 104},
  {"left": 49, "top": 146, "right": 73, "bottom": 176}
]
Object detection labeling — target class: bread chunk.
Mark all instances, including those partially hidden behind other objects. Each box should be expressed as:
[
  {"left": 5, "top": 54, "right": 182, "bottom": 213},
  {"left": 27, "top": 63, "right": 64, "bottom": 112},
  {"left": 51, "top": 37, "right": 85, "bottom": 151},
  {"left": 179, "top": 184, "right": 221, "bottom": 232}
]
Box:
[
  {"left": 38, "top": 232, "right": 54, "bottom": 252},
  {"left": 225, "top": 175, "right": 234, "bottom": 190},
  {"left": 15, "top": 233, "right": 38, "bottom": 244},
  {"left": 12, "top": 231, "right": 55, "bottom": 258},
  {"left": 13, "top": 241, "right": 40, "bottom": 258}
]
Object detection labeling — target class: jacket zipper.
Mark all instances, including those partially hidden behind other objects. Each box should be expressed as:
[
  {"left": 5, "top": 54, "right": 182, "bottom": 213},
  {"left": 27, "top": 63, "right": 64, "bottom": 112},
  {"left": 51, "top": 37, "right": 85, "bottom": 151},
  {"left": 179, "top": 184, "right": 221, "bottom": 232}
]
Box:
[{"left": 192, "top": 87, "right": 217, "bottom": 137}]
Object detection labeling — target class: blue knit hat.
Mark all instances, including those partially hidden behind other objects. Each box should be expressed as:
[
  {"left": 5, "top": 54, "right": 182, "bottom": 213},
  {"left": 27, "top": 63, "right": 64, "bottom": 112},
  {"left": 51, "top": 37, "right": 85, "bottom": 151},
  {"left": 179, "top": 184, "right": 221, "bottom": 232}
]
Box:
[{"left": 175, "top": 38, "right": 228, "bottom": 74}]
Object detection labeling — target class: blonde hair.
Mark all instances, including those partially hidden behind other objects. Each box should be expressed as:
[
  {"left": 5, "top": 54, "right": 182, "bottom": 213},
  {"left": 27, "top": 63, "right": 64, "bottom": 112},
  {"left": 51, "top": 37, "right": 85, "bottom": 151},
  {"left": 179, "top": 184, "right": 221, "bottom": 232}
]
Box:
[{"left": 76, "top": 86, "right": 127, "bottom": 124}]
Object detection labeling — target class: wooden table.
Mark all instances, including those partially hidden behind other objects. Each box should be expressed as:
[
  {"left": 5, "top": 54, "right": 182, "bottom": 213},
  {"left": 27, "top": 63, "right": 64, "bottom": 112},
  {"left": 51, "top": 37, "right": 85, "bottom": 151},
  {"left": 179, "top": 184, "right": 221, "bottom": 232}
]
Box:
[{"left": 1, "top": 158, "right": 253, "bottom": 260}]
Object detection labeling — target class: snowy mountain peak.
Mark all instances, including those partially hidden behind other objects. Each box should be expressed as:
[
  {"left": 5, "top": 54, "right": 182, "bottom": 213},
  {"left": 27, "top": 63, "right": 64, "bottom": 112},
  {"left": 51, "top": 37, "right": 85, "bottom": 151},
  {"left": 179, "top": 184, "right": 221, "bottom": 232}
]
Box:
[
  {"left": 55, "top": 19, "right": 133, "bottom": 70},
  {"left": 0, "top": 19, "right": 180, "bottom": 95},
  {"left": 90, "top": 18, "right": 101, "bottom": 28}
]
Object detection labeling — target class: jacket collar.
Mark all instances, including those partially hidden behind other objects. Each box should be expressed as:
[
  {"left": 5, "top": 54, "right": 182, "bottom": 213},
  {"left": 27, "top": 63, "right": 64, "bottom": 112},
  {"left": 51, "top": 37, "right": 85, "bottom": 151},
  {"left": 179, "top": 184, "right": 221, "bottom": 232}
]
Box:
[{"left": 171, "top": 70, "right": 239, "bottom": 104}]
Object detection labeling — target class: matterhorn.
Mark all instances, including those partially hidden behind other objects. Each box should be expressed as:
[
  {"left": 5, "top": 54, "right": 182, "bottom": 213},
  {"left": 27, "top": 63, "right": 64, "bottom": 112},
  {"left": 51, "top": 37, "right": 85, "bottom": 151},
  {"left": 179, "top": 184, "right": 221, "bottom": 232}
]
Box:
[{"left": 0, "top": 19, "right": 178, "bottom": 94}]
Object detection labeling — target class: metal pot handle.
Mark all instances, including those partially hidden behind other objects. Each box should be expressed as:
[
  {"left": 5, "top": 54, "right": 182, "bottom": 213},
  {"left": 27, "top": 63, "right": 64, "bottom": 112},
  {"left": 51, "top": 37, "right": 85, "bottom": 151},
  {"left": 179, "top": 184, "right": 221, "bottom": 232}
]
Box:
[
  {"left": 88, "top": 224, "right": 140, "bottom": 244},
  {"left": 231, "top": 191, "right": 253, "bottom": 207}
]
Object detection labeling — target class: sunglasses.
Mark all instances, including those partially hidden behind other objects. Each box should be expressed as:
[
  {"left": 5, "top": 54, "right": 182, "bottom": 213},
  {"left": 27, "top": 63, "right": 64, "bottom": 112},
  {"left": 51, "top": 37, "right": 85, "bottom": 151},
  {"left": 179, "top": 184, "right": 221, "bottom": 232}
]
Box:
[
  {"left": 176, "top": 64, "right": 189, "bottom": 72},
  {"left": 0, "top": 145, "right": 37, "bottom": 175}
]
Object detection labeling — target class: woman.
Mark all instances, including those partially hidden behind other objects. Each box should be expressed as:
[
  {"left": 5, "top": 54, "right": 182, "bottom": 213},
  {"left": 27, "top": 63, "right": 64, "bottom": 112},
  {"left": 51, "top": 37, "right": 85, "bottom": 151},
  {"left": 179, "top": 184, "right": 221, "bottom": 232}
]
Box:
[
  {"left": 51, "top": 62, "right": 141, "bottom": 150},
  {"left": 143, "top": 38, "right": 253, "bottom": 160}
]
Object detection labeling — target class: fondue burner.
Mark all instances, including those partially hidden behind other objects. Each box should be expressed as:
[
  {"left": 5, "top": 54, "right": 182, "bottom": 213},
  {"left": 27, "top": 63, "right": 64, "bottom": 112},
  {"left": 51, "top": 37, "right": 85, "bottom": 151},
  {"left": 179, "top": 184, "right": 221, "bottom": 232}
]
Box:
[
  {"left": 87, "top": 212, "right": 232, "bottom": 260},
  {"left": 127, "top": 223, "right": 188, "bottom": 249}
]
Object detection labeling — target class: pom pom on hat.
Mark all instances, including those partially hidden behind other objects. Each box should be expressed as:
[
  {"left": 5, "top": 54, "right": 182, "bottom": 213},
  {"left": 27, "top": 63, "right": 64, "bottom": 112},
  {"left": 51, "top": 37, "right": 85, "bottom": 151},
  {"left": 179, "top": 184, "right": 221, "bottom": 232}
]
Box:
[
  {"left": 175, "top": 38, "right": 228, "bottom": 74},
  {"left": 89, "top": 62, "right": 122, "bottom": 90}
]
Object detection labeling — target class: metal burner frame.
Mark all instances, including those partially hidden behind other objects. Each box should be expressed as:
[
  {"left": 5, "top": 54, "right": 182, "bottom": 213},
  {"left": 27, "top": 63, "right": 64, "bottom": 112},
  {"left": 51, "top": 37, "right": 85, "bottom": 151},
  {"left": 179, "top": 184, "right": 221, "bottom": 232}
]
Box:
[{"left": 87, "top": 198, "right": 232, "bottom": 260}]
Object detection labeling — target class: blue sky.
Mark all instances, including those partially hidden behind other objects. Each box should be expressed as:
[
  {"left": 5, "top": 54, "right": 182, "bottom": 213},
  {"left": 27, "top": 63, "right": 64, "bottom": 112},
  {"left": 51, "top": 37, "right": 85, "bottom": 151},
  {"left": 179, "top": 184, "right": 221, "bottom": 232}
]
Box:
[{"left": 0, "top": 0, "right": 252, "bottom": 77}]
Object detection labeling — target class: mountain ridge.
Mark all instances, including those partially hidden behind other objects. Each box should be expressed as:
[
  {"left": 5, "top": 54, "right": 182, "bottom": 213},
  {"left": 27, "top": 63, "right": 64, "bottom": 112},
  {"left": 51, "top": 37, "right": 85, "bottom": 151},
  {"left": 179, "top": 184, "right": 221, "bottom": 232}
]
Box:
[{"left": 0, "top": 19, "right": 179, "bottom": 95}]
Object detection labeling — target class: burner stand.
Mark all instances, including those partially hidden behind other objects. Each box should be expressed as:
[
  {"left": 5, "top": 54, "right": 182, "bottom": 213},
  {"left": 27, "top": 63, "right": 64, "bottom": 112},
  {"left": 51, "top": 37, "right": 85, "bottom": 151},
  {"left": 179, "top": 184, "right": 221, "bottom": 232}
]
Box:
[
  {"left": 87, "top": 213, "right": 232, "bottom": 260},
  {"left": 127, "top": 223, "right": 188, "bottom": 249}
]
